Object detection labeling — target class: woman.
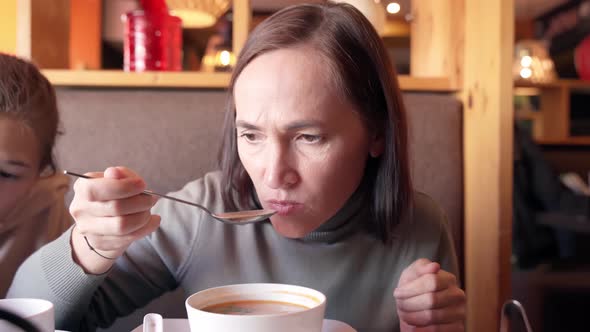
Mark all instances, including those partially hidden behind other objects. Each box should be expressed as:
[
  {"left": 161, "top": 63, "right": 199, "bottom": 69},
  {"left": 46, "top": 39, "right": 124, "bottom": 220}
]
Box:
[
  {"left": 9, "top": 3, "right": 465, "bottom": 331},
  {"left": 0, "top": 54, "right": 72, "bottom": 297}
]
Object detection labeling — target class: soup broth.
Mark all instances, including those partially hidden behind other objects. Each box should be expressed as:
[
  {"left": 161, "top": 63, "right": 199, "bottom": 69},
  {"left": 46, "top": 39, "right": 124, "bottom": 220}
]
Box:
[{"left": 202, "top": 300, "right": 308, "bottom": 315}]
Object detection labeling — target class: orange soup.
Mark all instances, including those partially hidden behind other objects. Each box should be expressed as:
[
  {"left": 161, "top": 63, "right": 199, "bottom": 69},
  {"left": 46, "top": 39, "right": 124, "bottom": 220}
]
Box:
[{"left": 202, "top": 300, "right": 308, "bottom": 315}]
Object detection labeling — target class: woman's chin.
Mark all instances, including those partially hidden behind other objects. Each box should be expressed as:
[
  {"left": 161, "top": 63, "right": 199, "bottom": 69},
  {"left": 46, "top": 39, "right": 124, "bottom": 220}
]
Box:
[{"left": 269, "top": 217, "right": 313, "bottom": 239}]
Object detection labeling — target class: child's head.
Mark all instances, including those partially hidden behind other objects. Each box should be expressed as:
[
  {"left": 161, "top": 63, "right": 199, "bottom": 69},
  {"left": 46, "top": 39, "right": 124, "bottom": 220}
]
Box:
[{"left": 0, "top": 53, "right": 59, "bottom": 219}]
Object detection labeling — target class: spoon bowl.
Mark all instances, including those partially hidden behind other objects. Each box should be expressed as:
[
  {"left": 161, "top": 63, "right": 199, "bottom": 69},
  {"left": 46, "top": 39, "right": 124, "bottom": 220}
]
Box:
[
  {"left": 64, "top": 170, "right": 276, "bottom": 225},
  {"left": 211, "top": 209, "right": 277, "bottom": 224}
]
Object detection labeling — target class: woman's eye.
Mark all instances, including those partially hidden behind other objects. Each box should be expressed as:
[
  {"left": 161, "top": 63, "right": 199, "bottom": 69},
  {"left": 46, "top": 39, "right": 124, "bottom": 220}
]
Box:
[
  {"left": 239, "top": 133, "right": 259, "bottom": 142},
  {"left": 298, "top": 134, "right": 322, "bottom": 143},
  {"left": 0, "top": 171, "right": 19, "bottom": 180}
]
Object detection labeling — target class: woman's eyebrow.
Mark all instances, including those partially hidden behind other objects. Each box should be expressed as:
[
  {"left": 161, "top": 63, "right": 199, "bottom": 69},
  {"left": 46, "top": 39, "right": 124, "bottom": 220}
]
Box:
[
  {"left": 283, "top": 120, "right": 323, "bottom": 131},
  {"left": 235, "top": 120, "right": 323, "bottom": 131},
  {"left": 235, "top": 120, "right": 259, "bottom": 130}
]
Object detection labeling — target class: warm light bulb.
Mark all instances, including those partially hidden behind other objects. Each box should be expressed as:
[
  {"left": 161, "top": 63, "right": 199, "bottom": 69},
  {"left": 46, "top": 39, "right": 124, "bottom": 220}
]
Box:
[
  {"left": 520, "top": 55, "right": 532, "bottom": 67},
  {"left": 520, "top": 67, "right": 532, "bottom": 79},
  {"left": 387, "top": 2, "right": 401, "bottom": 14},
  {"left": 219, "top": 50, "right": 231, "bottom": 66}
]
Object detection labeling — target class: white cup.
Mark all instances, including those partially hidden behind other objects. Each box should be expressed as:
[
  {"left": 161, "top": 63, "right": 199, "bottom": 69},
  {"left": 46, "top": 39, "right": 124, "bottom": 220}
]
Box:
[
  {"left": 0, "top": 298, "right": 54, "bottom": 332},
  {"left": 185, "top": 283, "right": 326, "bottom": 332}
]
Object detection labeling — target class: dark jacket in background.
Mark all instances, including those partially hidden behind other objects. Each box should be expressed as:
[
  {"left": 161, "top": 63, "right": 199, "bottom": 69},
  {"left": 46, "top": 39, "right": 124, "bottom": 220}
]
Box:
[{"left": 513, "top": 125, "right": 587, "bottom": 268}]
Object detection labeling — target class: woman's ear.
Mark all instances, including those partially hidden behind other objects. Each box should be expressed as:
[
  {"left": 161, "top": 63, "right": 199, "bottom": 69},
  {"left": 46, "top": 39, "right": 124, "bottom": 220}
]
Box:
[{"left": 369, "top": 135, "right": 385, "bottom": 158}]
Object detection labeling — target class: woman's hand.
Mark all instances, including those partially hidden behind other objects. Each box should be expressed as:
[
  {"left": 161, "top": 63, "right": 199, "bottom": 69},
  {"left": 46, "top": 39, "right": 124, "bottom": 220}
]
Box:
[
  {"left": 394, "top": 258, "right": 466, "bottom": 332},
  {"left": 69, "top": 167, "right": 161, "bottom": 274}
]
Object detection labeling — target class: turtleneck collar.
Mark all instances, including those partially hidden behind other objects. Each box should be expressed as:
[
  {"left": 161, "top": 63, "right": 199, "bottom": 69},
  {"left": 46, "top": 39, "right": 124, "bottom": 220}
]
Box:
[{"left": 300, "top": 182, "right": 370, "bottom": 244}]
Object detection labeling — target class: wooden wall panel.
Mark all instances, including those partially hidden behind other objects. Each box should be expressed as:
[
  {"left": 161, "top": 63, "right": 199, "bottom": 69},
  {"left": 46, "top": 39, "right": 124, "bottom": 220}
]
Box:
[
  {"left": 538, "top": 87, "right": 570, "bottom": 141},
  {"left": 410, "top": 0, "right": 464, "bottom": 88},
  {"left": 70, "top": 0, "right": 102, "bottom": 69},
  {"left": 463, "top": 0, "right": 514, "bottom": 331},
  {"left": 29, "top": 0, "right": 70, "bottom": 68},
  {"left": 0, "top": 0, "right": 18, "bottom": 54},
  {"left": 1, "top": 0, "right": 69, "bottom": 67},
  {"left": 232, "top": 0, "right": 251, "bottom": 56}
]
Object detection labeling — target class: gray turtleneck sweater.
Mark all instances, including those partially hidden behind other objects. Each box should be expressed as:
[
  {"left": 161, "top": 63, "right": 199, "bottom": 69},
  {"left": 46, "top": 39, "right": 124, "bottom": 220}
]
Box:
[{"left": 8, "top": 171, "right": 458, "bottom": 332}]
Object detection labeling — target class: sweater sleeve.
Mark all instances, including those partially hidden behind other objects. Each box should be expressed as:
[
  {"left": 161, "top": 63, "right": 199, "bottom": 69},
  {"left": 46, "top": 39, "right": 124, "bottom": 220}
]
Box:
[
  {"left": 8, "top": 208, "right": 187, "bottom": 331},
  {"left": 7, "top": 227, "right": 107, "bottom": 329},
  {"left": 409, "top": 192, "right": 460, "bottom": 280},
  {"left": 436, "top": 211, "right": 461, "bottom": 283},
  {"left": 7, "top": 175, "right": 214, "bottom": 331}
]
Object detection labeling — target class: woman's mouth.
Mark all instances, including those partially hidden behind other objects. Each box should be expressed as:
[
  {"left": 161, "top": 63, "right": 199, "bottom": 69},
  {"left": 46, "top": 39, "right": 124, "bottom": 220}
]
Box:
[{"left": 266, "top": 200, "right": 303, "bottom": 216}]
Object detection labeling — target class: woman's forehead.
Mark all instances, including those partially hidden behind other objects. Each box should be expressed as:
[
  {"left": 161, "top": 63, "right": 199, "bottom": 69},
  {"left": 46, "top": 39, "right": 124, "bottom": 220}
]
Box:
[
  {"left": 234, "top": 48, "right": 349, "bottom": 115},
  {"left": 237, "top": 48, "right": 336, "bottom": 92}
]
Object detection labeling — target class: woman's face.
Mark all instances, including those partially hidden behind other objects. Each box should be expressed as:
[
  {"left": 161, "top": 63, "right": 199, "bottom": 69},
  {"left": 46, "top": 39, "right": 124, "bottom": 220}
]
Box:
[
  {"left": 234, "top": 47, "right": 382, "bottom": 238},
  {"left": 0, "top": 117, "right": 41, "bottom": 220}
]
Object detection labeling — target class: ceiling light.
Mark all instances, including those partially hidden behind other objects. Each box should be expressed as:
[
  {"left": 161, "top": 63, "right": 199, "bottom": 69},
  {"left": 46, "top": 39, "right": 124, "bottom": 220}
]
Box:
[
  {"left": 165, "top": 0, "right": 231, "bottom": 28},
  {"left": 386, "top": 2, "right": 401, "bottom": 14}
]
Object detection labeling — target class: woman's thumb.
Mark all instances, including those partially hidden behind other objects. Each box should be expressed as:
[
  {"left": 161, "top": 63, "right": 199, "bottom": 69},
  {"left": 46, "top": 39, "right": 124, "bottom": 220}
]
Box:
[{"left": 104, "top": 166, "right": 135, "bottom": 179}]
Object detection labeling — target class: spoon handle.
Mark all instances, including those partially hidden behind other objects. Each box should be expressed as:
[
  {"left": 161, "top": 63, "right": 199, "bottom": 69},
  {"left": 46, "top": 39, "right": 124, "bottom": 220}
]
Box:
[
  {"left": 63, "top": 170, "right": 214, "bottom": 214},
  {"left": 142, "top": 189, "right": 213, "bottom": 214}
]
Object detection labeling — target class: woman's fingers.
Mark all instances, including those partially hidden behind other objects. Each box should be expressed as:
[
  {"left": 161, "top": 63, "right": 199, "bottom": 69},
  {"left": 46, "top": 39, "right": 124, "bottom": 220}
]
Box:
[
  {"left": 72, "top": 167, "right": 145, "bottom": 203},
  {"left": 396, "top": 260, "right": 466, "bottom": 331},
  {"left": 68, "top": 167, "right": 162, "bottom": 273},
  {"left": 75, "top": 210, "right": 155, "bottom": 237},
  {"left": 84, "top": 171, "right": 104, "bottom": 178},
  {"left": 396, "top": 286, "right": 466, "bottom": 312},
  {"left": 395, "top": 269, "right": 457, "bottom": 299},
  {"left": 83, "top": 193, "right": 158, "bottom": 218},
  {"left": 70, "top": 166, "right": 154, "bottom": 222},
  {"left": 397, "top": 303, "right": 466, "bottom": 327},
  {"left": 82, "top": 214, "right": 161, "bottom": 252},
  {"left": 400, "top": 321, "right": 465, "bottom": 332},
  {"left": 397, "top": 258, "right": 440, "bottom": 287},
  {"left": 71, "top": 167, "right": 158, "bottom": 235},
  {"left": 73, "top": 175, "right": 146, "bottom": 202}
]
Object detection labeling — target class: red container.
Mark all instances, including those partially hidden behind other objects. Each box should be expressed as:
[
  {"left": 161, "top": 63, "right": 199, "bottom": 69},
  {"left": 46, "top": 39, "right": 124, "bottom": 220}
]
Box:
[
  {"left": 123, "top": 10, "right": 182, "bottom": 71},
  {"left": 167, "top": 15, "right": 182, "bottom": 70},
  {"left": 576, "top": 35, "right": 590, "bottom": 80}
]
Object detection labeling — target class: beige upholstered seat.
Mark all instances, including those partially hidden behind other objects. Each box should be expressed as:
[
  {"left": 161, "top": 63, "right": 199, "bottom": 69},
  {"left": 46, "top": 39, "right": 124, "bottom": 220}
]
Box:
[{"left": 54, "top": 88, "right": 463, "bottom": 331}]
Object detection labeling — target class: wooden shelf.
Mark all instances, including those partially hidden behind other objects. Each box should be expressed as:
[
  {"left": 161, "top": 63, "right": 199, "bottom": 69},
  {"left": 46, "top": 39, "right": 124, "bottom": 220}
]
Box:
[
  {"left": 42, "top": 70, "right": 232, "bottom": 88},
  {"left": 42, "top": 70, "right": 457, "bottom": 92},
  {"left": 533, "top": 263, "right": 590, "bottom": 290},
  {"left": 515, "top": 110, "right": 542, "bottom": 121},
  {"left": 536, "top": 137, "right": 590, "bottom": 146},
  {"left": 381, "top": 19, "right": 410, "bottom": 38},
  {"left": 514, "top": 79, "right": 590, "bottom": 144},
  {"left": 515, "top": 79, "right": 590, "bottom": 91}
]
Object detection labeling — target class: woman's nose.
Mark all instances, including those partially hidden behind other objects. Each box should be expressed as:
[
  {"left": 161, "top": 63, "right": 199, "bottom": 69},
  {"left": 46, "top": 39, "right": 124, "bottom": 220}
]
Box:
[{"left": 263, "top": 145, "right": 299, "bottom": 189}]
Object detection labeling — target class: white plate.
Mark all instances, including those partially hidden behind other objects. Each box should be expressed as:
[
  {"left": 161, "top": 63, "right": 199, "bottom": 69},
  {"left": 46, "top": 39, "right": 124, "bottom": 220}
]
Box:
[{"left": 131, "top": 318, "right": 356, "bottom": 332}]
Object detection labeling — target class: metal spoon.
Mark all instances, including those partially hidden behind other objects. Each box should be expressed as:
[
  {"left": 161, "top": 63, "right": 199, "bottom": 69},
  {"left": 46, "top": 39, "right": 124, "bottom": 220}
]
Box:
[
  {"left": 64, "top": 170, "right": 276, "bottom": 225},
  {"left": 499, "top": 299, "right": 533, "bottom": 332}
]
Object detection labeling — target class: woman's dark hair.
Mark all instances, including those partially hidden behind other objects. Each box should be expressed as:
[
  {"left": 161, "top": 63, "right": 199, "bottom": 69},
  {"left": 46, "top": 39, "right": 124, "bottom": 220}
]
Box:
[
  {"left": 218, "top": 2, "right": 412, "bottom": 244},
  {"left": 0, "top": 53, "right": 59, "bottom": 173}
]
